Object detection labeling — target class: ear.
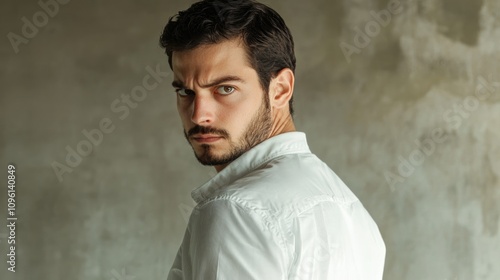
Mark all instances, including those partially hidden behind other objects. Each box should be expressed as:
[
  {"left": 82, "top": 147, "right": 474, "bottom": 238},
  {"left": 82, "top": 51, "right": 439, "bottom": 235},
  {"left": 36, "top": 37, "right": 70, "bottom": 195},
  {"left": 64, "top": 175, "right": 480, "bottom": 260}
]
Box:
[{"left": 269, "top": 68, "right": 294, "bottom": 110}]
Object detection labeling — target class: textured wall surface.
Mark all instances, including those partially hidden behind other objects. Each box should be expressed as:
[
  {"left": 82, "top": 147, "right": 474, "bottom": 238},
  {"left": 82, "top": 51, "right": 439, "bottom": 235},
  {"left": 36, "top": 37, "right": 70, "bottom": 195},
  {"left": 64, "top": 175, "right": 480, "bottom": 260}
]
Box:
[{"left": 1, "top": 0, "right": 499, "bottom": 279}]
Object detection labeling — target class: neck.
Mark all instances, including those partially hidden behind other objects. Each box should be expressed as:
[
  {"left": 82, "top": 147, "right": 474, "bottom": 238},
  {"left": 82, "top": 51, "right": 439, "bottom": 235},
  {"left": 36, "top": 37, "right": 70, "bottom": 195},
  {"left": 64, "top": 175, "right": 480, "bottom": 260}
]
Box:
[{"left": 269, "top": 109, "right": 296, "bottom": 138}]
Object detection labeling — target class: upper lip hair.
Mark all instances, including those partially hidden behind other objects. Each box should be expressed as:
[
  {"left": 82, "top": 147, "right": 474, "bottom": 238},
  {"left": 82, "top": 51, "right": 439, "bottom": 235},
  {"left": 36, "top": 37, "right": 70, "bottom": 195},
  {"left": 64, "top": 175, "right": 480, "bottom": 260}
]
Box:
[{"left": 192, "top": 134, "right": 223, "bottom": 139}]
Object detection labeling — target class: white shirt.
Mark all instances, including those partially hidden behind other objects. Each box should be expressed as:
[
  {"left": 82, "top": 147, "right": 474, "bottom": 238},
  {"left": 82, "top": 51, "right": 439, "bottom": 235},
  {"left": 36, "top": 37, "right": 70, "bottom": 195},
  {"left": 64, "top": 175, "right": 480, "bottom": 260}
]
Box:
[{"left": 168, "top": 132, "right": 386, "bottom": 280}]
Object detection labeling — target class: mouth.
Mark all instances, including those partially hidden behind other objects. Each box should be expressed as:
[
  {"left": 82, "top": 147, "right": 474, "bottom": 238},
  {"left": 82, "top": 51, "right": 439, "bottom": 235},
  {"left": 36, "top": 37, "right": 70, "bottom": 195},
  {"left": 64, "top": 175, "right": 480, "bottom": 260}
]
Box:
[{"left": 191, "top": 134, "right": 224, "bottom": 143}]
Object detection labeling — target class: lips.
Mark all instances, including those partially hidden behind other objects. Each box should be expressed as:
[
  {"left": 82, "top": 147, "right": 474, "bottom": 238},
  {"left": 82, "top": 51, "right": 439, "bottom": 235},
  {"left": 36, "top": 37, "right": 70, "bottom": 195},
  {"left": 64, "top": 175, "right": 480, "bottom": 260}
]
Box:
[{"left": 191, "top": 134, "right": 223, "bottom": 143}]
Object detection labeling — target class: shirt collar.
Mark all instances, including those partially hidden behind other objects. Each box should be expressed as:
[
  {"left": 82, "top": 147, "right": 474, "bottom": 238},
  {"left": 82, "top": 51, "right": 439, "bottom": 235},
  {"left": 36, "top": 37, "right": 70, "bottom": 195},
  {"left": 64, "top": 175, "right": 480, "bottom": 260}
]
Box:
[{"left": 191, "top": 131, "right": 311, "bottom": 204}]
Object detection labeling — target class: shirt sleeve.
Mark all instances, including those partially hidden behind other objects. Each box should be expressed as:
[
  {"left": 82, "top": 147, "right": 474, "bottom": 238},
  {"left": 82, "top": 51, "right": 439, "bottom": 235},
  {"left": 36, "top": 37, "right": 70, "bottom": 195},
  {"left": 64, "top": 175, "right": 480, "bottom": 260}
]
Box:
[{"left": 179, "top": 198, "right": 288, "bottom": 280}]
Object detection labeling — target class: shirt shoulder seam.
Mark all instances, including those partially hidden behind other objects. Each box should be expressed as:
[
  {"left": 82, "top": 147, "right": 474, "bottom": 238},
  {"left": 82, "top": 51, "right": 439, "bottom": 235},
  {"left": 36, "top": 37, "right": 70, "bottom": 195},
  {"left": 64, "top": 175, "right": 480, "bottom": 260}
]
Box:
[{"left": 196, "top": 195, "right": 290, "bottom": 258}]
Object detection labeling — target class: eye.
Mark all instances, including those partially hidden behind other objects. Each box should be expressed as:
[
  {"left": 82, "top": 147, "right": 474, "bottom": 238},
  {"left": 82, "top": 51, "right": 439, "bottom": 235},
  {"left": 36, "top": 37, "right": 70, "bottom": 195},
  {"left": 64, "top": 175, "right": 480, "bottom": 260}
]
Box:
[
  {"left": 175, "top": 88, "right": 194, "bottom": 97},
  {"left": 216, "top": 85, "right": 235, "bottom": 95}
]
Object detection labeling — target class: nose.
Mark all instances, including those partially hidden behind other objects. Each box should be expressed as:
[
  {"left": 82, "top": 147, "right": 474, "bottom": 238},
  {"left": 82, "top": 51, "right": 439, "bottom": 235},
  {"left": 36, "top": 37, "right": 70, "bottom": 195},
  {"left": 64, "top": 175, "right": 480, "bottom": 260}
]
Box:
[{"left": 191, "top": 93, "right": 215, "bottom": 125}]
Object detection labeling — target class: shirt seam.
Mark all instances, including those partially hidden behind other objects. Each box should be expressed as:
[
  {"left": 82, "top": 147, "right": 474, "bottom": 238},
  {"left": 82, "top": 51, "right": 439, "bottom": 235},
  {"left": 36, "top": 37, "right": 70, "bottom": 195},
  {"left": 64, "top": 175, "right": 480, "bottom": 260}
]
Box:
[
  {"left": 196, "top": 195, "right": 290, "bottom": 266},
  {"left": 292, "top": 195, "right": 359, "bottom": 218}
]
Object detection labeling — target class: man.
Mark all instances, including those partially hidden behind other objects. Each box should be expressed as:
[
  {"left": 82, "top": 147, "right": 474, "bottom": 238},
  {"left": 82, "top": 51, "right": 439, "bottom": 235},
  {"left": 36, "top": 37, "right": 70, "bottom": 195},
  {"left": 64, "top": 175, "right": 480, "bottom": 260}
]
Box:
[{"left": 159, "top": 0, "right": 386, "bottom": 279}]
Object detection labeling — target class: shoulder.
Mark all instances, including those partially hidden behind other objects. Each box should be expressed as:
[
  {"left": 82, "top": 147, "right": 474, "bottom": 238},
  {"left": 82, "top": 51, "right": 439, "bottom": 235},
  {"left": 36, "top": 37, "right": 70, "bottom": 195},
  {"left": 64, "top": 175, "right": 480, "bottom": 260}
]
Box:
[{"left": 216, "top": 152, "right": 360, "bottom": 220}]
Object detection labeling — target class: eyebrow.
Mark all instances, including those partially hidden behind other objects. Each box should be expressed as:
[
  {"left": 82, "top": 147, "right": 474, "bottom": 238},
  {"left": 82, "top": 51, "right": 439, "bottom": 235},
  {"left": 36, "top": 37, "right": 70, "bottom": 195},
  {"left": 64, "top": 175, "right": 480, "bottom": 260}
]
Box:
[{"left": 171, "top": 75, "right": 245, "bottom": 89}]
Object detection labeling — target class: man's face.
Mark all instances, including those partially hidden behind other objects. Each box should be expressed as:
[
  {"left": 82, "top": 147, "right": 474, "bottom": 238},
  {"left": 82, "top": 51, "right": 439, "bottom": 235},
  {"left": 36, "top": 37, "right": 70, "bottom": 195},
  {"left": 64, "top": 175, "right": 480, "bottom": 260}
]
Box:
[{"left": 171, "top": 38, "right": 272, "bottom": 170}]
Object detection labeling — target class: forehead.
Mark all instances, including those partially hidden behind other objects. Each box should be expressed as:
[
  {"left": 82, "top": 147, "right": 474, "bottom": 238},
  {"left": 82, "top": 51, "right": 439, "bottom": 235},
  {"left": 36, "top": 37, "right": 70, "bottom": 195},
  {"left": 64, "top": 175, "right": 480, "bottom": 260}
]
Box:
[{"left": 171, "top": 38, "right": 254, "bottom": 82}]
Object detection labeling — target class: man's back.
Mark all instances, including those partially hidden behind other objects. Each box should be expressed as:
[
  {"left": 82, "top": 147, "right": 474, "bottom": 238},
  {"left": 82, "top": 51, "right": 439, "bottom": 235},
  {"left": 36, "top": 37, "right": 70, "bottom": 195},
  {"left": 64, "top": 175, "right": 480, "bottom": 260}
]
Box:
[{"left": 168, "top": 132, "right": 386, "bottom": 279}]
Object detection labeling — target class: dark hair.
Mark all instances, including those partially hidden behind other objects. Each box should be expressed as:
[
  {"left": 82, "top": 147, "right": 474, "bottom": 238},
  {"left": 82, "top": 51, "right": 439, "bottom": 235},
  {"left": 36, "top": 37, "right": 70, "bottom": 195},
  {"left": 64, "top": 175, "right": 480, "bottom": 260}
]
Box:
[{"left": 159, "top": 0, "right": 296, "bottom": 116}]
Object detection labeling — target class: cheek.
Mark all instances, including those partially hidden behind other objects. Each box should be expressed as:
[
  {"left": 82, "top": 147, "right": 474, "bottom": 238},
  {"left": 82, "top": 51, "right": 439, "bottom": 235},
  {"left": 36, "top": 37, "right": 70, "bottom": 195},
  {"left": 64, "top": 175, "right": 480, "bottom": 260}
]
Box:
[
  {"left": 225, "top": 102, "right": 259, "bottom": 135},
  {"left": 177, "top": 100, "right": 191, "bottom": 125}
]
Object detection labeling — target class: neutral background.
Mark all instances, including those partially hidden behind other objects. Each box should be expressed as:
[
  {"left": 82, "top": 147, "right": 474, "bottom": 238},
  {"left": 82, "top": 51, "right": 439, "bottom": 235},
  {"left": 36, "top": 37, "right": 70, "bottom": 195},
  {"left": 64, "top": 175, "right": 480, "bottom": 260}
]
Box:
[{"left": 1, "top": 0, "right": 499, "bottom": 279}]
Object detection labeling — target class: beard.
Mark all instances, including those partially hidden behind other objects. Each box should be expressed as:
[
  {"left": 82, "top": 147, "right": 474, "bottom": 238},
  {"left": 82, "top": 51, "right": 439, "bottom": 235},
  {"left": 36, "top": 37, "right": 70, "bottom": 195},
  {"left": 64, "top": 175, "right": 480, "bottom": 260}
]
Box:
[{"left": 184, "top": 92, "right": 272, "bottom": 166}]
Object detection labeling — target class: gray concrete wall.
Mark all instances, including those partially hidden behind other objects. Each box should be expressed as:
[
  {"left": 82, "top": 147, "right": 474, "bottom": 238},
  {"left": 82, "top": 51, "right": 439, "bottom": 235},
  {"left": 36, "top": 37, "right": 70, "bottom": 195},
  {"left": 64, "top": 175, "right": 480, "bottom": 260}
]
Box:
[{"left": 1, "top": 0, "right": 499, "bottom": 279}]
